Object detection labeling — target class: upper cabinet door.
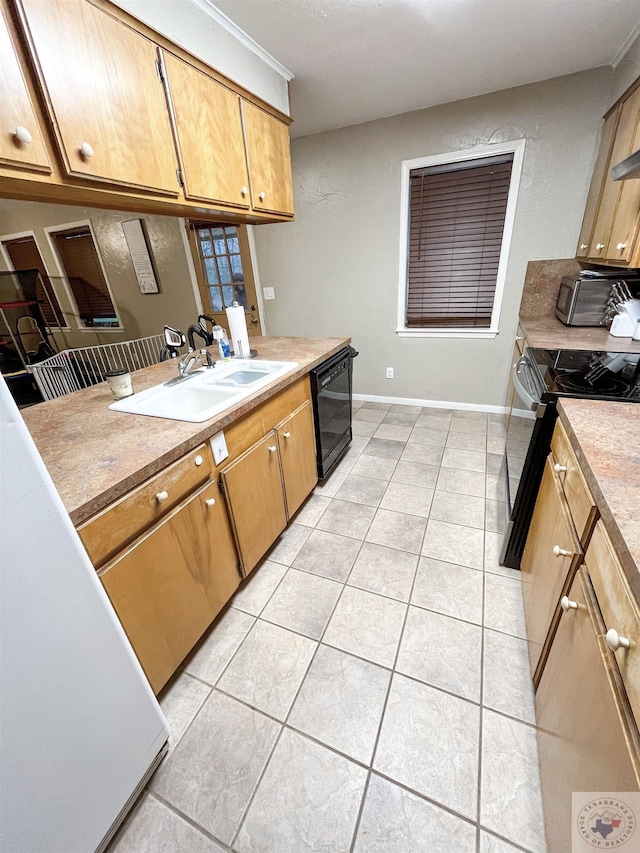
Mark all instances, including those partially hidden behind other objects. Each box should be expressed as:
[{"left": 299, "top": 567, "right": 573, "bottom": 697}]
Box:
[
  {"left": 0, "top": 4, "right": 51, "bottom": 173},
  {"left": 161, "top": 50, "right": 250, "bottom": 208},
  {"left": 17, "top": 0, "right": 179, "bottom": 195},
  {"left": 242, "top": 101, "right": 294, "bottom": 216},
  {"left": 575, "top": 106, "right": 620, "bottom": 259},
  {"left": 588, "top": 84, "right": 640, "bottom": 261},
  {"left": 605, "top": 107, "right": 640, "bottom": 265}
]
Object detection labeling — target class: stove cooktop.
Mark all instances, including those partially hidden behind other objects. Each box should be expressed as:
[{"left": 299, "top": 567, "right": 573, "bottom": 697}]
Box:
[{"left": 529, "top": 348, "right": 640, "bottom": 402}]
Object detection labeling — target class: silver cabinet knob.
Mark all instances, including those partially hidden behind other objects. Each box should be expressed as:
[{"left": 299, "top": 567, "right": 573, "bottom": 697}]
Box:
[
  {"left": 241, "top": 186, "right": 248, "bottom": 196},
  {"left": 268, "top": 445, "right": 277, "bottom": 453},
  {"left": 205, "top": 498, "right": 216, "bottom": 507},
  {"left": 80, "top": 141, "right": 94, "bottom": 159},
  {"left": 195, "top": 454, "right": 204, "bottom": 466},
  {"left": 259, "top": 191, "right": 266, "bottom": 201},
  {"left": 553, "top": 544, "right": 571, "bottom": 557},
  {"left": 156, "top": 490, "right": 169, "bottom": 502},
  {"left": 560, "top": 595, "right": 578, "bottom": 612},
  {"left": 553, "top": 463, "right": 567, "bottom": 473},
  {"left": 605, "top": 628, "right": 630, "bottom": 652},
  {"left": 14, "top": 126, "right": 32, "bottom": 145}
]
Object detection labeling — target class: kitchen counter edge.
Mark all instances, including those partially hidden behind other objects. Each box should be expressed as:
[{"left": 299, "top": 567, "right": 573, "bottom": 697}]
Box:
[{"left": 21, "top": 336, "right": 350, "bottom": 525}]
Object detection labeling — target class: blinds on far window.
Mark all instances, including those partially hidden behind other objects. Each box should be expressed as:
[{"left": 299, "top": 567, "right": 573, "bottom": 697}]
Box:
[{"left": 407, "top": 154, "right": 514, "bottom": 328}]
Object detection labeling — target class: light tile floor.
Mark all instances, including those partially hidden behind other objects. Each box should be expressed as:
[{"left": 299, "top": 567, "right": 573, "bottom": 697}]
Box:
[{"left": 108, "top": 404, "right": 547, "bottom": 853}]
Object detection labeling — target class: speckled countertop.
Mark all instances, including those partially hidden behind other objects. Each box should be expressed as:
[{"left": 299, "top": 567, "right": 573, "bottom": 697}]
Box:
[
  {"left": 557, "top": 398, "right": 640, "bottom": 599},
  {"left": 520, "top": 316, "right": 640, "bottom": 353},
  {"left": 22, "top": 336, "right": 349, "bottom": 525}
]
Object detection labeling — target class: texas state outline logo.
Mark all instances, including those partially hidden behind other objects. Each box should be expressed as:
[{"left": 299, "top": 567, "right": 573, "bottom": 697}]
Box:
[{"left": 572, "top": 793, "right": 638, "bottom": 849}]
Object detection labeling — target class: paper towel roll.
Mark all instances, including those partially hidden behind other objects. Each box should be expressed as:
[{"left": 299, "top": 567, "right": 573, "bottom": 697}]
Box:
[{"left": 225, "top": 303, "right": 250, "bottom": 358}]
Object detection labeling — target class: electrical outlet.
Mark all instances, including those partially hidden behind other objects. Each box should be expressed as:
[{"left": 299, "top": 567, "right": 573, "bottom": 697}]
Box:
[
  {"left": 209, "top": 430, "right": 229, "bottom": 464},
  {"left": 263, "top": 287, "right": 275, "bottom": 300},
  {"left": 386, "top": 367, "right": 394, "bottom": 379}
]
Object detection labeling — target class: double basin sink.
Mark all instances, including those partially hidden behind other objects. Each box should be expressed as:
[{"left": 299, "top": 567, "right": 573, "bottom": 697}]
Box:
[{"left": 109, "top": 359, "right": 298, "bottom": 422}]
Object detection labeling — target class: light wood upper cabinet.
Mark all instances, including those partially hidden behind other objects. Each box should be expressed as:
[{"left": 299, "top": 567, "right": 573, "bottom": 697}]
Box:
[
  {"left": 577, "top": 79, "right": 640, "bottom": 266},
  {"left": 243, "top": 101, "right": 294, "bottom": 216},
  {"left": 0, "top": 3, "right": 51, "bottom": 173},
  {"left": 17, "top": 0, "right": 179, "bottom": 195},
  {"left": 160, "top": 50, "right": 251, "bottom": 208},
  {"left": 535, "top": 569, "right": 640, "bottom": 853},
  {"left": 277, "top": 401, "right": 317, "bottom": 519},
  {"left": 100, "top": 479, "right": 240, "bottom": 694},
  {"left": 576, "top": 105, "right": 620, "bottom": 259},
  {"left": 221, "top": 431, "right": 288, "bottom": 575}
]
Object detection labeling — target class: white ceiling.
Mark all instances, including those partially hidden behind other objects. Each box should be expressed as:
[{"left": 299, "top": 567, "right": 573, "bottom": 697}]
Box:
[{"left": 213, "top": 0, "right": 640, "bottom": 138}]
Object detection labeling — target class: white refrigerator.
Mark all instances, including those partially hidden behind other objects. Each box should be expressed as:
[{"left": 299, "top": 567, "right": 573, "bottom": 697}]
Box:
[{"left": 0, "top": 376, "right": 169, "bottom": 853}]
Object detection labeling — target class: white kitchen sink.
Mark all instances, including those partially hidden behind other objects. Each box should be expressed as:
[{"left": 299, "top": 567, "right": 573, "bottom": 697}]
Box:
[{"left": 109, "top": 359, "right": 298, "bottom": 422}]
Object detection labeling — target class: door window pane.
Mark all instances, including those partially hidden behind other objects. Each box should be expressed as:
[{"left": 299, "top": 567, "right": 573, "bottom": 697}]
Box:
[{"left": 194, "top": 225, "right": 247, "bottom": 313}]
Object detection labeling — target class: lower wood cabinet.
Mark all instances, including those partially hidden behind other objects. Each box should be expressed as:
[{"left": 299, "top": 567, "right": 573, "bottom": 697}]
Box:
[
  {"left": 99, "top": 478, "right": 240, "bottom": 693},
  {"left": 535, "top": 568, "right": 640, "bottom": 853},
  {"left": 221, "top": 399, "right": 318, "bottom": 574},
  {"left": 521, "top": 454, "right": 582, "bottom": 679},
  {"left": 277, "top": 401, "right": 317, "bottom": 518},
  {"left": 220, "top": 431, "right": 288, "bottom": 576}
]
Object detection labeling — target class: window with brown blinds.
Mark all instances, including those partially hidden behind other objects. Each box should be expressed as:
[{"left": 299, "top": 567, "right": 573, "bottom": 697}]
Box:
[
  {"left": 406, "top": 153, "right": 514, "bottom": 328},
  {"left": 51, "top": 227, "right": 119, "bottom": 328},
  {"left": 2, "top": 235, "right": 64, "bottom": 326}
]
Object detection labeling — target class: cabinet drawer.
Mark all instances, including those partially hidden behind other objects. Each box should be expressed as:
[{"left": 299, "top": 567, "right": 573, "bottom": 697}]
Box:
[
  {"left": 550, "top": 419, "right": 597, "bottom": 543},
  {"left": 585, "top": 521, "right": 640, "bottom": 725},
  {"left": 78, "top": 443, "right": 212, "bottom": 567}
]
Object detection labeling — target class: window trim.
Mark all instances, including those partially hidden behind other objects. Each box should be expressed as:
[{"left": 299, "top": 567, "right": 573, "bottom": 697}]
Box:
[
  {"left": 0, "top": 229, "right": 71, "bottom": 331},
  {"left": 396, "top": 139, "right": 526, "bottom": 339},
  {"left": 44, "top": 219, "right": 123, "bottom": 332}
]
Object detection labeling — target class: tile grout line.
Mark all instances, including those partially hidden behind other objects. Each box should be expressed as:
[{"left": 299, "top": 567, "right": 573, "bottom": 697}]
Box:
[{"left": 146, "top": 790, "right": 233, "bottom": 851}]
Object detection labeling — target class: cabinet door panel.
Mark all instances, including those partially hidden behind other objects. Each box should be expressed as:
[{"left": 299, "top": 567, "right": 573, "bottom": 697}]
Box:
[
  {"left": 162, "top": 51, "right": 250, "bottom": 208},
  {"left": 576, "top": 106, "right": 619, "bottom": 258},
  {"left": 18, "top": 0, "right": 179, "bottom": 194},
  {"left": 221, "top": 431, "right": 287, "bottom": 574},
  {"left": 100, "top": 480, "right": 240, "bottom": 694},
  {"left": 242, "top": 101, "right": 294, "bottom": 215},
  {"left": 277, "top": 401, "right": 317, "bottom": 519},
  {"left": 0, "top": 4, "right": 51, "bottom": 172},
  {"left": 535, "top": 569, "right": 640, "bottom": 853},
  {"left": 588, "top": 85, "right": 640, "bottom": 261},
  {"left": 606, "top": 109, "right": 640, "bottom": 264},
  {"left": 521, "top": 454, "right": 581, "bottom": 679}
]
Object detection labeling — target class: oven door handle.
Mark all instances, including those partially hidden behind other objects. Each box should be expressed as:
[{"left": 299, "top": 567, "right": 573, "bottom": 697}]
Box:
[{"left": 513, "top": 356, "right": 541, "bottom": 410}]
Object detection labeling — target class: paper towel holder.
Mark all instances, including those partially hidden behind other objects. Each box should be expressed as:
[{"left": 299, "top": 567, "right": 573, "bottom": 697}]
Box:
[{"left": 233, "top": 342, "right": 258, "bottom": 359}]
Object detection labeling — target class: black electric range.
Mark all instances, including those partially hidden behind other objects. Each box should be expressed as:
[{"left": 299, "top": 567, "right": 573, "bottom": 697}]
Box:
[{"left": 500, "top": 347, "right": 640, "bottom": 569}]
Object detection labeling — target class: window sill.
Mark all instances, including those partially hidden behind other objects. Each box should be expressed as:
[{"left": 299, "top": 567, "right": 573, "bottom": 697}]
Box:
[
  {"left": 77, "top": 326, "right": 124, "bottom": 333},
  {"left": 396, "top": 328, "right": 498, "bottom": 340}
]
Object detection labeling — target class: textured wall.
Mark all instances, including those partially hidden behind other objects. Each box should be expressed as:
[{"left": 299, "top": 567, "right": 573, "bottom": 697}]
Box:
[
  {"left": 0, "top": 202, "right": 199, "bottom": 350},
  {"left": 610, "top": 31, "right": 640, "bottom": 103},
  {"left": 254, "top": 67, "right": 613, "bottom": 407}
]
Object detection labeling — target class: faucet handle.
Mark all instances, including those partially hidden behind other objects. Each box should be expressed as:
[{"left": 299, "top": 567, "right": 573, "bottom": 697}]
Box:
[{"left": 199, "top": 348, "right": 216, "bottom": 368}]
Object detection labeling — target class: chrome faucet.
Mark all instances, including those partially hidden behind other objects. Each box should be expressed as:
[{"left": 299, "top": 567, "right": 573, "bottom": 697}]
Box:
[
  {"left": 199, "top": 348, "right": 216, "bottom": 368},
  {"left": 178, "top": 353, "right": 201, "bottom": 377}
]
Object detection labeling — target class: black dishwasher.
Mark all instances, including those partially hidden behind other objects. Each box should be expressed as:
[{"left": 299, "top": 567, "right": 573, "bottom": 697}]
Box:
[{"left": 309, "top": 346, "right": 358, "bottom": 479}]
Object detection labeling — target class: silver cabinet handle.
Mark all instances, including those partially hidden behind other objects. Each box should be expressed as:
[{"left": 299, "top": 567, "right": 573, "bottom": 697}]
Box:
[{"left": 512, "top": 356, "right": 540, "bottom": 411}]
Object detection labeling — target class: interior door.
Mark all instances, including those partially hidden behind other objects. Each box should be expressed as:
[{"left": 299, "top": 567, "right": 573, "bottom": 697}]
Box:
[{"left": 187, "top": 222, "right": 262, "bottom": 336}]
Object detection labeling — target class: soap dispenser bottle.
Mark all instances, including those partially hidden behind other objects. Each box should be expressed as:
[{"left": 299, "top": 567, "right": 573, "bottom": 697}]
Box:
[{"left": 213, "top": 325, "right": 231, "bottom": 361}]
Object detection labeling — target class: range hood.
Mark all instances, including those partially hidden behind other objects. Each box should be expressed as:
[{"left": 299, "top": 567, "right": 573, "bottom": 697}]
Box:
[{"left": 613, "top": 149, "right": 640, "bottom": 180}]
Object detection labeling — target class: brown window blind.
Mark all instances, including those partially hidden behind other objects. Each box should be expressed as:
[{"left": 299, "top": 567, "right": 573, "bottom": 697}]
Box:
[
  {"left": 2, "top": 235, "right": 64, "bottom": 326},
  {"left": 406, "top": 153, "right": 514, "bottom": 328},
  {"left": 51, "top": 227, "right": 118, "bottom": 327}
]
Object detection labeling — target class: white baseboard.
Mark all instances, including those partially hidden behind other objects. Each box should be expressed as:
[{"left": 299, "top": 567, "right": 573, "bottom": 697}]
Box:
[{"left": 352, "top": 393, "right": 508, "bottom": 415}]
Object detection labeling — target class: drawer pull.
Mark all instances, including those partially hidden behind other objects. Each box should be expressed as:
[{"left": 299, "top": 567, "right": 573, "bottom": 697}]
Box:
[
  {"left": 241, "top": 185, "right": 248, "bottom": 196},
  {"left": 195, "top": 455, "right": 204, "bottom": 466},
  {"left": 80, "top": 141, "right": 94, "bottom": 159},
  {"left": 596, "top": 243, "right": 605, "bottom": 251},
  {"left": 553, "top": 544, "right": 571, "bottom": 558},
  {"left": 553, "top": 463, "right": 567, "bottom": 473},
  {"left": 268, "top": 445, "right": 277, "bottom": 453},
  {"left": 560, "top": 595, "right": 578, "bottom": 612},
  {"left": 156, "top": 490, "right": 169, "bottom": 503},
  {"left": 283, "top": 431, "right": 291, "bottom": 439},
  {"left": 579, "top": 243, "right": 587, "bottom": 250},
  {"left": 14, "top": 126, "right": 33, "bottom": 145},
  {"left": 616, "top": 242, "right": 627, "bottom": 251},
  {"left": 259, "top": 191, "right": 266, "bottom": 201},
  {"left": 205, "top": 498, "right": 216, "bottom": 507},
  {"left": 605, "top": 628, "right": 631, "bottom": 652}
]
